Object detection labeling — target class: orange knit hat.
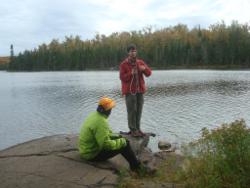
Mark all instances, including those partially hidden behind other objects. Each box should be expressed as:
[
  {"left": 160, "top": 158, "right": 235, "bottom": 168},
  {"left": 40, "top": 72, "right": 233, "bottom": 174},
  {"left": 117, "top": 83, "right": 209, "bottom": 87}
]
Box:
[{"left": 98, "top": 97, "right": 116, "bottom": 111}]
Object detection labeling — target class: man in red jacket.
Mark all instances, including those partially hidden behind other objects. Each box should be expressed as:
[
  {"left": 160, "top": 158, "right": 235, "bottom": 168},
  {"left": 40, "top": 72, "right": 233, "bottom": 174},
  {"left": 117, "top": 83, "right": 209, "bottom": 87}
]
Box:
[{"left": 119, "top": 44, "right": 152, "bottom": 137}]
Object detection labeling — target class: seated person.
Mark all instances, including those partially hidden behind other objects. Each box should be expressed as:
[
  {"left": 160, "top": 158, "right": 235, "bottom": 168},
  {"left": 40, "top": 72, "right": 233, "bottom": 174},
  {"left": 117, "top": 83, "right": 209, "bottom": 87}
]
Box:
[{"left": 79, "top": 97, "right": 141, "bottom": 171}]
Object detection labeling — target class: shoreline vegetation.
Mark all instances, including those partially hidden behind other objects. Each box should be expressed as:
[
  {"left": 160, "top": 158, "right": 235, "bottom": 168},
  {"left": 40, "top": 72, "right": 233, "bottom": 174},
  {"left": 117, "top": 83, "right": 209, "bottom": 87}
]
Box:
[
  {"left": 118, "top": 119, "right": 250, "bottom": 188},
  {"left": 2, "top": 66, "right": 250, "bottom": 72},
  {"left": 3, "top": 21, "right": 250, "bottom": 72}
]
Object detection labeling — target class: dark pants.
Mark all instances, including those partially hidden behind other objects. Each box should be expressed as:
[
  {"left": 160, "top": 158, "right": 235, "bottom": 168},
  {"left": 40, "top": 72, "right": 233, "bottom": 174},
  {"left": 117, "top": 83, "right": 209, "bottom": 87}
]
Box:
[
  {"left": 91, "top": 141, "right": 140, "bottom": 170},
  {"left": 125, "top": 93, "right": 144, "bottom": 132}
]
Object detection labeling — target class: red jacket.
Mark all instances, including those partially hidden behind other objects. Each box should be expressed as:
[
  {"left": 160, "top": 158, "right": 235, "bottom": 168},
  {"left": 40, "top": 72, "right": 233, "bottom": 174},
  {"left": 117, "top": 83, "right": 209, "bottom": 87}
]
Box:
[{"left": 119, "top": 58, "right": 152, "bottom": 95}]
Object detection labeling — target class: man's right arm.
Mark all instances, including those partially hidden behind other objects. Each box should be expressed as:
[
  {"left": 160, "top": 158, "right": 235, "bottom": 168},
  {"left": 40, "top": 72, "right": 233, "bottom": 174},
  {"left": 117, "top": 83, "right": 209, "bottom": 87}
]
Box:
[{"left": 119, "top": 63, "right": 132, "bottom": 82}]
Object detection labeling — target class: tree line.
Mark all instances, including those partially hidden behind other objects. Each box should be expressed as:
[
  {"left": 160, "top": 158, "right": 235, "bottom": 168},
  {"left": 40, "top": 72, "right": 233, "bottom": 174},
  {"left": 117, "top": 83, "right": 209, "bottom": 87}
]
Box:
[
  {"left": 0, "top": 57, "right": 9, "bottom": 70},
  {"left": 8, "top": 21, "right": 250, "bottom": 71}
]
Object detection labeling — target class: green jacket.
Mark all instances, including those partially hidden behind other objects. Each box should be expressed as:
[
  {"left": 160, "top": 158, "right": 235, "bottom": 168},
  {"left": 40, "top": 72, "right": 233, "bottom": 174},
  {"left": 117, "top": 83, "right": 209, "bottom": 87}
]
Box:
[{"left": 78, "top": 111, "right": 127, "bottom": 160}]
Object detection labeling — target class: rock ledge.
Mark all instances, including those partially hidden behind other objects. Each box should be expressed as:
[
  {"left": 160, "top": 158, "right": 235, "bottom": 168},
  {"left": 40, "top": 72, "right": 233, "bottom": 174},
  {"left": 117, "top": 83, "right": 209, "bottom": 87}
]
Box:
[{"left": 0, "top": 134, "right": 169, "bottom": 188}]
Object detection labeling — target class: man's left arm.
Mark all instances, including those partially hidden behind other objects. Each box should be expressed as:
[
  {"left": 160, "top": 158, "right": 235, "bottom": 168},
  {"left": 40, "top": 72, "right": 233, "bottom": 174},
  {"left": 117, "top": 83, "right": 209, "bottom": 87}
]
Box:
[
  {"left": 109, "top": 130, "right": 122, "bottom": 139},
  {"left": 139, "top": 61, "right": 152, "bottom": 77},
  {"left": 95, "top": 122, "right": 126, "bottom": 150}
]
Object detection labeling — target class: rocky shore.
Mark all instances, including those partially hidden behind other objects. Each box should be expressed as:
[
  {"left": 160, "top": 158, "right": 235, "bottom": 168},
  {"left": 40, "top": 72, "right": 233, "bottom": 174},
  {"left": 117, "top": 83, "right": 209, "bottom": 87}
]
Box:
[{"left": 0, "top": 134, "right": 183, "bottom": 188}]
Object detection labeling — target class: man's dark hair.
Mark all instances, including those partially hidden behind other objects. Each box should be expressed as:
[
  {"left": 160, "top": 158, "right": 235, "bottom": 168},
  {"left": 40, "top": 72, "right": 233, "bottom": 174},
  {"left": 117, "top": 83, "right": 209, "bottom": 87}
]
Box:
[{"left": 127, "top": 44, "right": 136, "bottom": 53}]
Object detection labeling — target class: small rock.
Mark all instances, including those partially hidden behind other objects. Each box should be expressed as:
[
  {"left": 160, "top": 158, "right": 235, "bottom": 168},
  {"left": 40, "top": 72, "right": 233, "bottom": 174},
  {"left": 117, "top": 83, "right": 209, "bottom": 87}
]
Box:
[{"left": 158, "top": 141, "right": 171, "bottom": 150}]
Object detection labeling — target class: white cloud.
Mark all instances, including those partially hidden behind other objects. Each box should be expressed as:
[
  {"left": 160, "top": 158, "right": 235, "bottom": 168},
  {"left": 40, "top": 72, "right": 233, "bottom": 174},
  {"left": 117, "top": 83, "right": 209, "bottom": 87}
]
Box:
[
  {"left": 0, "top": 0, "right": 250, "bottom": 56},
  {"left": 213, "top": 0, "right": 250, "bottom": 24}
]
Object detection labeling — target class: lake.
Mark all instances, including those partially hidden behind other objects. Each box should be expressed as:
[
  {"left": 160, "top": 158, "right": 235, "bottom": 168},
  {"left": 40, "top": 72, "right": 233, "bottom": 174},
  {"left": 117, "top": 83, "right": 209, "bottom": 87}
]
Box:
[{"left": 1, "top": 70, "right": 250, "bottom": 151}]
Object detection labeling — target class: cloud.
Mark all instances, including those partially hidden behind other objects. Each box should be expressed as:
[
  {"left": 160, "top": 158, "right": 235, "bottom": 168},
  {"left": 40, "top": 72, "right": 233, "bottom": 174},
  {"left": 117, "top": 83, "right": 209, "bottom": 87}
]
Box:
[
  {"left": 213, "top": 0, "right": 250, "bottom": 24},
  {"left": 0, "top": 0, "right": 98, "bottom": 55},
  {"left": 0, "top": 0, "right": 250, "bottom": 56}
]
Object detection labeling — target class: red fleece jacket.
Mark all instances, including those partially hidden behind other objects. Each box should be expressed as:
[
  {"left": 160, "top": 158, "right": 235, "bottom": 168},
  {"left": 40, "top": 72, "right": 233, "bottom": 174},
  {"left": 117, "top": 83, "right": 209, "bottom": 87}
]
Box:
[{"left": 119, "top": 58, "right": 152, "bottom": 95}]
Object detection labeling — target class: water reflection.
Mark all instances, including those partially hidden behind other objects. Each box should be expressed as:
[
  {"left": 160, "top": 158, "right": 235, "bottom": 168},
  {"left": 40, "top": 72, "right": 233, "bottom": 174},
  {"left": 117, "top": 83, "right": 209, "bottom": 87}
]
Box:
[{"left": 147, "top": 80, "right": 250, "bottom": 97}]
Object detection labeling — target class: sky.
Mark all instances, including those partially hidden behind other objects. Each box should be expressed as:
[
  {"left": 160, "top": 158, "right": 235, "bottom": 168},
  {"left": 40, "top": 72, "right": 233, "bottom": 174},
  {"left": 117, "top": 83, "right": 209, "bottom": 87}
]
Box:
[{"left": 0, "top": 0, "right": 250, "bottom": 56}]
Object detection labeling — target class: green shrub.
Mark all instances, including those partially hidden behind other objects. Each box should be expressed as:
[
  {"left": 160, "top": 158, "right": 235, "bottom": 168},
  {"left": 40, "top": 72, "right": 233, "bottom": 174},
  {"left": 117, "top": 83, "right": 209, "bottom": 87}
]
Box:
[{"left": 180, "top": 119, "right": 250, "bottom": 188}]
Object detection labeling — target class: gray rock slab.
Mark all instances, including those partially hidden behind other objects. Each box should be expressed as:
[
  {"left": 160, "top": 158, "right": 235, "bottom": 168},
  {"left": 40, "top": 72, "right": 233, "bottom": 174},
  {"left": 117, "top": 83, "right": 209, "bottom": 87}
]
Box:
[
  {"left": 0, "top": 134, "right": 78, "bottom": 157},
  {"left": 0, "top": 134, "right": 151, "bottom": 188}
]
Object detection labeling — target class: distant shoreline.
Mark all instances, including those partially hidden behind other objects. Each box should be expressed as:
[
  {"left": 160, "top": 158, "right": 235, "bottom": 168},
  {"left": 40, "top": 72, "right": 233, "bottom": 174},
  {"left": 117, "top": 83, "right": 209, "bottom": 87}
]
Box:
[
  {"left": 3, "top": 66, "right": 250, "bottom": 72},
  {"left": 1, "top": 56, "right": 250, "bottom": 72}
]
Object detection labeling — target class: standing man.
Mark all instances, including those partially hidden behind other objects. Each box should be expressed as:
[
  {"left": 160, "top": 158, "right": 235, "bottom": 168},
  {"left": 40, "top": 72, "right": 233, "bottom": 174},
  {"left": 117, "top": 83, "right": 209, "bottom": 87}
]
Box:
[{"left": 119, "top": 44, "right": 152, "bottom": 137}]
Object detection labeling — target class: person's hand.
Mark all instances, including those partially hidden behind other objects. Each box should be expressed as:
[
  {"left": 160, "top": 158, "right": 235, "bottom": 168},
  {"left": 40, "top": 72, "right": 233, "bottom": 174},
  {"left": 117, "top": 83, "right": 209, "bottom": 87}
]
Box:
[
  {"left": 131, "top": 68, "right": 137, "bottom": 75},
  {"left": 121, "top": 138, "right": 127, "bottom": 147},
  {"left": 110, "top": 134, "right": 122, "bottom": 139},
  {"left": 138, "top": 65, "right": 146, "bottom": 72},
  {"left": 125, "top": 138, "right": 129, "bottom": 144}
]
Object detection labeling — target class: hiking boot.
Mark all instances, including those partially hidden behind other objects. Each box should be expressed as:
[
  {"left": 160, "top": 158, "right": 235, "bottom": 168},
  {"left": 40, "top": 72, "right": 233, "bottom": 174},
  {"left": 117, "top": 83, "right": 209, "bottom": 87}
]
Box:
[
  {"left": 138, "top": 130, "right": 146, "bottom": 137},
  {"left": 131, "top": 131, "right": 143, "bottom": 137},
  {"left": 142, "top": 163, "right": 157, "bottom": 175},
  {"left": 140, "top": 164, "right": 157, "bottom": 175},
  {"left": 131, "top": 163, "right": 157, "bottom": 176}
]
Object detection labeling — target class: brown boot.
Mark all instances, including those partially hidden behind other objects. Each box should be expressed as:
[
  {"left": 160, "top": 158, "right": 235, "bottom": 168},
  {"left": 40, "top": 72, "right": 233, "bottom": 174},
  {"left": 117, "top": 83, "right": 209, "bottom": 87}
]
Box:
[{"left": 131, "top": 131, "right": 142, "bottom": 137}]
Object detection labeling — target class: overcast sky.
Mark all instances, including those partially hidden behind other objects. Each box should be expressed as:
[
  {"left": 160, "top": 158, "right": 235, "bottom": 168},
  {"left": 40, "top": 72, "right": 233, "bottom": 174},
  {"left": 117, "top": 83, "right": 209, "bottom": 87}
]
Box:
[{"left": 0, "top": 0, "right": 250, "bottom": 56}]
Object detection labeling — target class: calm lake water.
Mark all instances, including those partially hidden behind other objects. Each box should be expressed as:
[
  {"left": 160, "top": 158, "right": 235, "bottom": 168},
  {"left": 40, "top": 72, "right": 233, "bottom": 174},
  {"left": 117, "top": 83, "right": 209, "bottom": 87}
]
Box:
[{"left": 1, "top": 70, "right": 250, "bottom": 151}]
